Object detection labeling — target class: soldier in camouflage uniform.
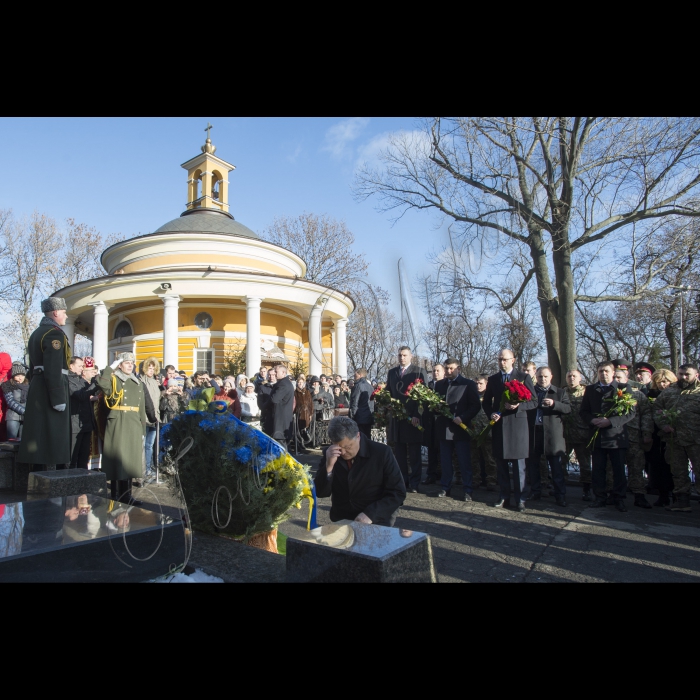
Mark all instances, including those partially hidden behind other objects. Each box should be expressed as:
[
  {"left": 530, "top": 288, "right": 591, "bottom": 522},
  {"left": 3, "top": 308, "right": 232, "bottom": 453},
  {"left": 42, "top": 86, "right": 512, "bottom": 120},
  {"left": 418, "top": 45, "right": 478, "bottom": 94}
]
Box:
[
  {"left": 614, "top": 363, "right": 653, "bottom": 508},
  {"left": 470, "top": 375, "right": 497, "bottom": 490},
  {"left": 653, "top": 363, "right": 700, "bottom": 513},
  {"left": 564, "top": 370, "right": 593, "bottom": 500}
]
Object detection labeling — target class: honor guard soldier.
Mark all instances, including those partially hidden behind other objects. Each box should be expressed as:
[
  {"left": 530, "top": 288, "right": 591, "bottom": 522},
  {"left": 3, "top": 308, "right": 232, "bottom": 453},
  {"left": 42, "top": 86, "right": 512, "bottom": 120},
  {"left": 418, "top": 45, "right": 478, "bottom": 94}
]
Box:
[
  {"left": 634, "top": 362, "right": 655, "bottom": 396},
  {"left": 19, "top": 297, "right": 72, "bottom": 468}
]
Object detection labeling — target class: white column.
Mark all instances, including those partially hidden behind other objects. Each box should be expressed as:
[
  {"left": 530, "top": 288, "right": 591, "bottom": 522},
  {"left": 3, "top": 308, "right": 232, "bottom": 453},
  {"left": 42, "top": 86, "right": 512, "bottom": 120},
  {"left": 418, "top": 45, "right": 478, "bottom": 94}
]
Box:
[
  {"left": 308, "top": 305, "right": 323, "bottom": 378},
  {"left": 91, "top": 302, "right": 109, "bottom": 370},
  {"left": 330, "top": 326, "right": 337, "bottom": 374},
  {"left": 246, "top": 296, "right": 264, "bottom": 378},
  {"left": 335, "top": 317, "right": 348, "bottom": 379},
  {"left": 162, "top": 295, "right": 181, "bottom": 369},
  {"left": 64, "top": 315, "right": 76, "bottom": 351}
]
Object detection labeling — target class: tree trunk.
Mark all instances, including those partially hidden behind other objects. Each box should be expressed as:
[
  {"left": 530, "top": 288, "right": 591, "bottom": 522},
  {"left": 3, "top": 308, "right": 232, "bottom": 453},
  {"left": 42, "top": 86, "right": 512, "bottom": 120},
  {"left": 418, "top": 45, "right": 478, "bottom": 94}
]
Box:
[
  {"left": 551, "top": 234, "right": 577, "bottom": 386},
  {"left": 528, "top": 231, "right": 562, "bottom": 383}
]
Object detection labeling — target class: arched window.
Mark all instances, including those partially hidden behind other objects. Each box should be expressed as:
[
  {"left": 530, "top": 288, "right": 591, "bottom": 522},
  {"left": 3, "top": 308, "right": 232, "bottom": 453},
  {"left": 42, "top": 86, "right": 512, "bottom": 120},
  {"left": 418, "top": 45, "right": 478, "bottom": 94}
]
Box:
[{"left": 114, "top": 320, "right": 133, "bottom": 339}]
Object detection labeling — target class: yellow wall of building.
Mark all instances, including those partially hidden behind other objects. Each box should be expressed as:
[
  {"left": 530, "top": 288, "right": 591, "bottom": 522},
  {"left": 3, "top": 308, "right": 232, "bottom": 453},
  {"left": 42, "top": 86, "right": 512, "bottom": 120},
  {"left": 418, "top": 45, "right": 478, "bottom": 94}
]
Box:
[{"left": 119, "top": 254, "right": 289, "bottom": 276}]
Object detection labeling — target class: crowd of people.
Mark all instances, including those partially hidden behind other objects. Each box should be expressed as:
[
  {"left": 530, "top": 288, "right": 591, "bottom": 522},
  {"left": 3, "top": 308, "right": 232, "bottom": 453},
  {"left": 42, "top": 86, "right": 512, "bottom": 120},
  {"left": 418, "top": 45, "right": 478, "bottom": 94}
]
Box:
[{"left": 8, "top": 296, "right": 700, "bottom": 525}]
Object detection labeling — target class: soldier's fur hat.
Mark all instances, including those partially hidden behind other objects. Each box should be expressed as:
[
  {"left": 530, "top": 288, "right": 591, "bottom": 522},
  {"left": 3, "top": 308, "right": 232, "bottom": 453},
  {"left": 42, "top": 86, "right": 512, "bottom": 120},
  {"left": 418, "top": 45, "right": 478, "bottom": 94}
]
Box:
[
  {"left": 40, "top": 297, "right": 67, "bottom": 312},
  {"left": 116, "top": 352, "right": 136, "bottom": 363}
]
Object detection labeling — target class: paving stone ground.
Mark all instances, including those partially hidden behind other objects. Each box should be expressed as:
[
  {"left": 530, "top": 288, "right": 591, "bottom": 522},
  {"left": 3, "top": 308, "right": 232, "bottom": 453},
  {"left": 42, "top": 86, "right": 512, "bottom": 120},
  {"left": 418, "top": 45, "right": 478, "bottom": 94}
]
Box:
[
  {"left": 277, "top": 450, "right": 700, "bottom": 583},
  {"left": 4, "top": 454, "right": 699, "bottom": 582}
]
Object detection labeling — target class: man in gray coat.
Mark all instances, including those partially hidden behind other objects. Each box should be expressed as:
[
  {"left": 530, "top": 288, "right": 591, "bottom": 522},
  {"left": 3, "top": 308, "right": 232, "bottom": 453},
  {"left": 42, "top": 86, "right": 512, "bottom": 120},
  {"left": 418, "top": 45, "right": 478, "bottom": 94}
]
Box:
[
  {"left": 350, "top": 368, "right": 374, "bottom": 438},
  {"left": 482, "top": 348, "right": 537, "bottom": 511},
  {"left": 526, "top": 366, "right": 571, "bottom": 506}
]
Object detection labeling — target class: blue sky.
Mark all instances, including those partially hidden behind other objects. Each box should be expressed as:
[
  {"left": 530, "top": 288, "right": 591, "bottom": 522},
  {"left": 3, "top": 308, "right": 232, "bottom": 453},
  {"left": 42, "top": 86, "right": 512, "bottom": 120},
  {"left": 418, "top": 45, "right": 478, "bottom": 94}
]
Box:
[{"left": 0, "top": 117, "right": 444, "bottom": 326}]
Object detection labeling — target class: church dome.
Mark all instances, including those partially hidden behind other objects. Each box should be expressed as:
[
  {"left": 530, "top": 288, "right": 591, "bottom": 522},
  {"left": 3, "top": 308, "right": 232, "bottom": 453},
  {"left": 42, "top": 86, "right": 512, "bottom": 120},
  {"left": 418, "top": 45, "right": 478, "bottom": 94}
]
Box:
[{"left": 153, "top": 208, "right": 259, "bottom": 239}]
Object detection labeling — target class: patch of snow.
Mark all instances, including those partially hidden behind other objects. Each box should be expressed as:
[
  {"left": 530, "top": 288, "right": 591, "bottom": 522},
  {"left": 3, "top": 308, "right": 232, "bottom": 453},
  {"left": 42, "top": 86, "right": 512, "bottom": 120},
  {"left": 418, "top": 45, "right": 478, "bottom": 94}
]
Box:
[{"left": 151, "top": 568, "right": 224, "bottom": 583}]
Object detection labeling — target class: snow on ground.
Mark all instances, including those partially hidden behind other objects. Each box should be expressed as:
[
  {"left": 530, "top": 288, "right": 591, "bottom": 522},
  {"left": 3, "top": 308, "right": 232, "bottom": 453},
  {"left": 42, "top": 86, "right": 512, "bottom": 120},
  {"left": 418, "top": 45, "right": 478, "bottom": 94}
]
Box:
[{"left": 151, "top": 568, "right": 224, "bottom": 583}]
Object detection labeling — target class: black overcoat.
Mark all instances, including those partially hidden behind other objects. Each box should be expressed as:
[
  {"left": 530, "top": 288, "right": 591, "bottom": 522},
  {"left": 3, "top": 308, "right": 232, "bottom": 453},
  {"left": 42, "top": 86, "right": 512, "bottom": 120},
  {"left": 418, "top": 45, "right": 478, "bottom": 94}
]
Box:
[
  {"left": 314, "top": 433, "right": 406, "bottom": 525},
  {"left": 579, "top": 381, "right": 636, "bottom": 449},
  {"left": 482, "top": 370, "right": 537, "bottom": 460},
  {"left": 433, "top": 375, "right": 481, "bottom": 442},
  {"left": 386, "top": 363, "right": 429, "bottom": 444},
  {"left": 526, "top": 384, "right": 571, "bottom": 457},
  {"left": 350, "top": 376, "right": 374, "bottom": 425},
  {"left": 19, "top": 320, "right": 72, "bottom": 465},
  {"left": 270, "top": 376, "right": 294, "bottom": 442}
]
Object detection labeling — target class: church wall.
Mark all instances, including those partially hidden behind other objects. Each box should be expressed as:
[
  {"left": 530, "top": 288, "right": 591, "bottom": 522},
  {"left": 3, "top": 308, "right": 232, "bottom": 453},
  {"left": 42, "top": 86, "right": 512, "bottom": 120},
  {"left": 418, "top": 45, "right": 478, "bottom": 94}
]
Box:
[{"left": 119, "top": 254, "right": 289, "bottom": 276}]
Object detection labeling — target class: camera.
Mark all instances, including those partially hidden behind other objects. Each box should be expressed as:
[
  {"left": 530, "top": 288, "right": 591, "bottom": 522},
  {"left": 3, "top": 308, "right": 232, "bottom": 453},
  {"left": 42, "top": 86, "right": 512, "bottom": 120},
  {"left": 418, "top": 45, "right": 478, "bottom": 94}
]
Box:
[{"left": 160, "top": 282, "right": 172, "bottom": 290}]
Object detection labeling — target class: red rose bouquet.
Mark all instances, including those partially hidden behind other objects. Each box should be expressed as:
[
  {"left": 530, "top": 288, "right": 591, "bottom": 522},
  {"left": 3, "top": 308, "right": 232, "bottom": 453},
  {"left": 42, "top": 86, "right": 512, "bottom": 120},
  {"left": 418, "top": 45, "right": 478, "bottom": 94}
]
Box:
[
  {"left": 476, "top": 379, "right": 532, "bottom": 446},
  {"left": 404, "top": 378, "right": 469, "bottom": 432}
]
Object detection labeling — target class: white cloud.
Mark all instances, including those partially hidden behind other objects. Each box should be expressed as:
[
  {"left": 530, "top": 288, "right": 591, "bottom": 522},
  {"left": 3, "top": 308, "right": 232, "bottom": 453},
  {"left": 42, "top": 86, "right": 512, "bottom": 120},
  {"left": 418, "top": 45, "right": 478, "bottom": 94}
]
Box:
[
  {"left": 322, "top": 117, "right": 370, "bottom": 160},
  {"left": 354, "top": 129, "right": 430, "bottom": 173}
]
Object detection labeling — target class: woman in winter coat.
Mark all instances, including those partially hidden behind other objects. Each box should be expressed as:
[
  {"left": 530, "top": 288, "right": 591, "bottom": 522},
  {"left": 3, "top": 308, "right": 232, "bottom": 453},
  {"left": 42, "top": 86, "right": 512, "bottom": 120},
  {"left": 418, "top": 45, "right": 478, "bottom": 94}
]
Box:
[
  {"left": 0, "top": 352, "right": 13, "bottom": 441},
  {"left": 141, "top": 356, "right": 162, "bottom": 478},
  {"left": 96, "top": 352, "right": 146, "bottom": 505},
  {"left": 2, "top": 362, "right": 29, "bottom": 439},
  {"left": 239, "top": 383, "right": 261, "bottom": 427},
  {"left": 216, "top": 376, "right": 242, "bottom": 418}
]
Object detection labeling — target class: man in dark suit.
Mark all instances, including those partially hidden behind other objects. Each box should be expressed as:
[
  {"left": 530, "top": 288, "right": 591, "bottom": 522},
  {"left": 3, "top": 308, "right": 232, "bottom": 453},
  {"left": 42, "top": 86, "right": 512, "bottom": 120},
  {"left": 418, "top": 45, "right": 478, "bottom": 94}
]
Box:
[
  {"left": 386, "top": 346, "right": 429, "bottom": 493},
  {"left": 350, "top": 368, "right": 374, "bottom": 438},
  {"left": 526, "top": 366, "right": 571, "bottom": 506},
  {"left": 268, "top": 364, "right": 294, "bottom": 450},
  {"left": 422, "top": 363, "right": 444, "bottom": 485},
  {"left": 482, "top": 348, "right": 537, "bottom": 511},
  {"left": 580, "top": 360, "right": 637, "bottom": 512},
  {"left": 434, "top": 358, "right": 481, "bottom": 501}
]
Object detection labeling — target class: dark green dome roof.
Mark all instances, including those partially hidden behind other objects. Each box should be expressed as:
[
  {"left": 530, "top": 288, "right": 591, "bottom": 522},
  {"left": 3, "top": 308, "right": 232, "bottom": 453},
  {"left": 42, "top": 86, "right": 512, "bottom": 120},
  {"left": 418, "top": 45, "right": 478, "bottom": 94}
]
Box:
[{"left": 153, "top": 208, "right": 259, "bottom": 239}]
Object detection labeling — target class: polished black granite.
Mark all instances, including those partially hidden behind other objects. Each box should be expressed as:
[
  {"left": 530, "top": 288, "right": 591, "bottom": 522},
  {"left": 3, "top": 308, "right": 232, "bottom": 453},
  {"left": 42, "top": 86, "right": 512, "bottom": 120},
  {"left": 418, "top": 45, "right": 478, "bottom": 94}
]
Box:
[
  {"left": 286, "top": 521, "right": 437, "bottom": 583},
  {"left": 27, "top": 469, "right": 107, "bottom": 499},
  {"left": 0, "top": 495, "right": 188, "bottom": 582}
]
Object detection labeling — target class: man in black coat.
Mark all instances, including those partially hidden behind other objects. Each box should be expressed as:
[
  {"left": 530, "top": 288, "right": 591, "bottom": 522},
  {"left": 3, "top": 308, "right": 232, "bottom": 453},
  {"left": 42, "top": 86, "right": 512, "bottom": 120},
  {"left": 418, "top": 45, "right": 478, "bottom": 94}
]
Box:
[
  {"left": 350, "top": 368, "right": 374, "bottom": 438},
  {"left": 315, "top": 416, "right": 406, "bottom": 526},
  {"left": 67, "top": 355, "right": 100, "bottom": 469},
  {"left": 482, "top": 348, "right": 538, "bottom": 511},
  {"left": 422, "top": 363, "right": 444, "bottom": 485},
  {"left": 268, "top": 365, "right": 294, "bottom": 449},
  {"left": 580, "top": 360, "right": 637, "bottom": 512},
  {"left": 434, "top": 358, "right": 481, "bottom": 501},
  {"left": 526, "top": 366, "right": 571, "bottom": 506},
  {"left": 386, "top": 346, "right": 429, "bottom": 492}
]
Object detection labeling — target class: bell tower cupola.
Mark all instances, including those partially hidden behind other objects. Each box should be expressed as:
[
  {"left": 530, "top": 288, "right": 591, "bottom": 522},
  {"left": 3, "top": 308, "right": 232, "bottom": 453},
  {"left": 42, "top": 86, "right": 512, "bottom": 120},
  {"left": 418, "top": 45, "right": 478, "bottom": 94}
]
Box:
[{"left": 181, "top": 123, "right": 236, "bottom": 214}]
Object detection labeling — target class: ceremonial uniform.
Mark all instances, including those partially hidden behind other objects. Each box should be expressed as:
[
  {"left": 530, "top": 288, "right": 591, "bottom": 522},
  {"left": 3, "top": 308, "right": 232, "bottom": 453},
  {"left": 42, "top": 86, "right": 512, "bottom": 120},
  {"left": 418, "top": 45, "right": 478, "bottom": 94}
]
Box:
[
  {"left": 619, "top": 385, "right": 653, "bottom": 496},
  {"left": 471, "top": 391, "right": 497, "bottom": 488},
  {"left": 19, "top": 307, "right": 72, "bottom": 466},
  {"left": 96, "top": 364, "right": 146, "bottom": 482},
  {"left": 564, "top": 384, "right": 592, "bottom": 495},
  {"left": 653, "top": 379, "right": 700, "bottom": 509}
]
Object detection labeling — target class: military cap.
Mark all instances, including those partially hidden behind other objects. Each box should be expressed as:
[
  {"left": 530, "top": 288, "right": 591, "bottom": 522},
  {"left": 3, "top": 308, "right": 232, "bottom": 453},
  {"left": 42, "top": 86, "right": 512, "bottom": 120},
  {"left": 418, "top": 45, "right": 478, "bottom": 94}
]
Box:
[
  {"left": 40, "top": 296, "right": 67, "bottom": 312},
  {"left": 634, "top": 361, "right": 656, "bottom": 374},
  {"left": 11, "top": 362, "right": 27, "bottom": 377},
  {"left": 84, "top": 356, "right": 95, "bottom": 368},
  {"left": 116, "top": 352, "right": 136, "bottom": 363},
  {"left": 612, "top": 359, "right": 632, "bottom": 372}
]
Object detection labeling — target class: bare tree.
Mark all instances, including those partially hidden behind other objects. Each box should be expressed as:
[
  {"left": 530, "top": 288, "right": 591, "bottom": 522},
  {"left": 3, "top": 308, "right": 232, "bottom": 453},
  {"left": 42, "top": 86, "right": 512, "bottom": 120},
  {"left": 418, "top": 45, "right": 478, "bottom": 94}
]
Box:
[
  {"left": 0, "top": 210, "right": 62, "bottom": 351},
  {"left": 346, "top": 284, "right": 402, "bottom": 380},
  {"left": 262, "top": 213, "right": 368, "bottom": 289},
  {"left": 355, "top": 117, "right": 700, "bottom": 384},
  {"left": 48, "top": 218, "right": 107, "bottom": 290}
]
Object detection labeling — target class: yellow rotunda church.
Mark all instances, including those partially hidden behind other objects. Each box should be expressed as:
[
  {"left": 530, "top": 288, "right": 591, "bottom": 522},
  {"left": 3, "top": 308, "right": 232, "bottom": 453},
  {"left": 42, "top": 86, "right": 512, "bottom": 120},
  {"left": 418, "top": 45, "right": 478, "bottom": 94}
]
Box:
[{"left": 55, "top": 133, "right": 354, "bottom": 378}]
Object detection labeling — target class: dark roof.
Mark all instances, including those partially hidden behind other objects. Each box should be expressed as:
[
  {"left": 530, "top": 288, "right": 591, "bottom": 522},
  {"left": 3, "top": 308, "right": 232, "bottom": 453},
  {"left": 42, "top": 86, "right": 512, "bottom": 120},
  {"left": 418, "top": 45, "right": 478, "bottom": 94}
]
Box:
[{"left": 152, "top": 208, "right": 259, "bottom": 239}]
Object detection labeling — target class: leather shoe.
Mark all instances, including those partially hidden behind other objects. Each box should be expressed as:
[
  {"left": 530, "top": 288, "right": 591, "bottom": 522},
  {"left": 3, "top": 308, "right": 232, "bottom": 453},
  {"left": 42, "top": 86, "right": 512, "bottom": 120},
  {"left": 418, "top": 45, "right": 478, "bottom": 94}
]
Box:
[
  {"left": 437, "top": 489, "right": 451, "bottom": 498},
  {"left": 408, "top": 487, "right": 419, "bottom": 494},
  {"left": 493, "top": 499, "right": 510, "bottom": 508},
  {"left": 462, "top": 492, "right": 473, "bottom": 502},
  {"left": 555, "top": 496, "right": 567, "bottom": 507},
  {"left": 634, "top": 494, "right": 652, "bottom": 509},
  {"left": 422, "top": 477, "right": 437, "bottom": 485},
  {"left": 615, "top": 500, "right": 628, "bottom": 512},
  {"left": 517, "top": 501, "right": 526, "bottom": 512},
  {"left": 589, "top": 498, "right": 607, "bottom": 508}
]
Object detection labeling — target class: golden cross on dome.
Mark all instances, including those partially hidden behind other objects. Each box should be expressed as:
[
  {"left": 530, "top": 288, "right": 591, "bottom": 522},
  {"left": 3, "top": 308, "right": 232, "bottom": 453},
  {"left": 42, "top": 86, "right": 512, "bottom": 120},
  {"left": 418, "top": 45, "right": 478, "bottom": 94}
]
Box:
[{"left": 204, "top": 122, "right": 213, "bottom": 139}]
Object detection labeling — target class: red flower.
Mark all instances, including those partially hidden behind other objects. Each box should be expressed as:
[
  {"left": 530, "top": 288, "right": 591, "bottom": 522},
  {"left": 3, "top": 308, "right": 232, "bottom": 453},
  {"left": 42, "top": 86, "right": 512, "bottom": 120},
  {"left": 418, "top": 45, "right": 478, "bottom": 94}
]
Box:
[
  {"left": 404, "top": 378, "right": 424, "bottom": 395},
  {"left": 504, "top": 379, "right": 532, "bottom": 402}
]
